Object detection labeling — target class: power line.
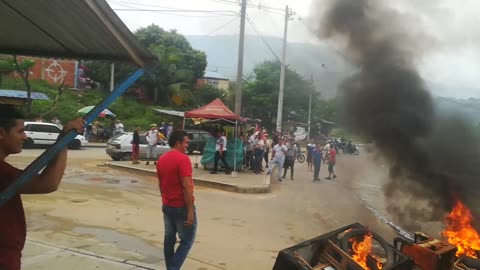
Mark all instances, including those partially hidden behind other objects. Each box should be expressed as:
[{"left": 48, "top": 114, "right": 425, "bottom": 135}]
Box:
[
  {"left": 113, "top": 8, "right": 238, "bottom": 14},
  {"left": 207, "top": 16, "right": 239, "bottom": 35},
  {"left": 297, "top": 16, "right": 320, "bottom": 38},
  {"left": 245, "top": 14, "right": 282, "bottom": 63},
  {"left": 110, "top": 1, "right": 238, "bottom": 17}
]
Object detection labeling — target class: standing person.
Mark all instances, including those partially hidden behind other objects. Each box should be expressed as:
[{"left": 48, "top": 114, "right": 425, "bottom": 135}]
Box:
[
  {"left": 306, "top": 141, "right": 315, "bottom": 171},
  {"left": 114, "top": 120, "right": 124, "bottom": 136},
  {"left": 0, "top": 105, "right": 84, "bottom": 270},
  {"left": 282, "top": 139, "right": 298, "bottom": 180},
  {"left": 210, "top": 130, "right": 232, "bottom": 174},
  {"left": 131, "top": 127, "right": 141, "bottom": 164},
  {"left": 244, "top": 130, "right": 254, "bottom": 170},
  {"left": 266, "top": 138, "right": 288, "bottom": 182},
  {"left": 156, "top": 130, "right": 196, "bottom": 270},
  {"left": 323, "top": 143, "right": 330, "bottom": 165},
  {"left": 263, "top": 134, "right": 271, "bottom": 168},
  {"left": 51, "top": 117, "right": 62, "bottom": 128},
  {"left": 84, "top": 123, "right": 92, "bottom": 142},
  {"left": 145, "top": 125, "right": 158, "bottom": 165},
  {"left": 159, "top": 122, "right": 167, "bottom": 137},
  {"left": 326, "top": 146, "right": 337, "bottom": 180},
  {"left": 312, "top": 144, "right": 323, "bottom": 181},
  {"left": 166, "top": 122, "right": 174, "bottom": 139},
  {"left": 253, "top": 133, "right": 265, "bottom": 174}
]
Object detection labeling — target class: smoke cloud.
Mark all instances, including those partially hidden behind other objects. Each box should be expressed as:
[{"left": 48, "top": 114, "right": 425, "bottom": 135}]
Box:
[{"left": 314, "top": 0, "right": 480, "bottom": 230}]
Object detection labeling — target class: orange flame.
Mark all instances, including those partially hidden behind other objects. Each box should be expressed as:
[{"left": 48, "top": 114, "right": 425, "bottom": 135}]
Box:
[
  {"left": 350, "top": 233, "right": 383, "bottom": 270},
  {"left": 443, "top": 200, "right": 480, "bottom": 258}
]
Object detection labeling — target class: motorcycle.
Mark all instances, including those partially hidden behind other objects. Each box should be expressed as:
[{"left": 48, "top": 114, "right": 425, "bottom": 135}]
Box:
[
  {"left": 343, "top": 144, "right": 360, "bottom": 155},
  {"left": 296, "top": 149, "right": 306, "bottom": 163}
]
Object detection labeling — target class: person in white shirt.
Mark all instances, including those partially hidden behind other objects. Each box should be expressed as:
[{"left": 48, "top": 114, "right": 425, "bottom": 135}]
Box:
[
  {"left": 145, "top": 125, "right": 158, "bottom": 165},
  {"left": 210, "top": 130, "right": 232, "bottom": 174},
  {"left": 266, "top": 138, "right": 288, "bottom": 181},
  {"left": 114, "top": 120, "right": 124, "bottom": 136}
]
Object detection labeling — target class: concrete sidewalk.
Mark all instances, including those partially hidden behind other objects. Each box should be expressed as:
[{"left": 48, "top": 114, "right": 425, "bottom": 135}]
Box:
[
  {"left": 105, "top": 157, "right": 271, "bottom": 193},
  {"left": 23, "top": 240, "right": 160, "bottom": 270},
  {"left": 86, "top": 142, "right": 107, "bottom": 148}
]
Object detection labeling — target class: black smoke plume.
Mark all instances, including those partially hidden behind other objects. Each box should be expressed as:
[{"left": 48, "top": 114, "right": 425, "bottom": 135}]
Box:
[{"left": 317, "top": 0, "right": 480, "bottom": 230}]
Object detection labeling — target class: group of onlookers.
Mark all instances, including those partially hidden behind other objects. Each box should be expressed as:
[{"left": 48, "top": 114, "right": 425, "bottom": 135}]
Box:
[
  {"left": 130, "top": 122, "right": 174, "bottom": 165},
  {"left": 307, "top": 141, "right": 337, "bottom": 182}
]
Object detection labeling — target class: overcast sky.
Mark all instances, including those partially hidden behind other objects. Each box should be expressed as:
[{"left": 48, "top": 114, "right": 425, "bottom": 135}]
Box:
[{"left": 108, "top": 0, "right": 480, "bottom": 99}]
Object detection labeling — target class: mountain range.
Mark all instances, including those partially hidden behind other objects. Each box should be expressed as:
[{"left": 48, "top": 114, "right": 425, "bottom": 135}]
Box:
[
  {"left": 186, "top": 35, "right": 352, "bottom": 98},
  {"left": 186, "top": 35, "right": 479, "bottom": 124}
]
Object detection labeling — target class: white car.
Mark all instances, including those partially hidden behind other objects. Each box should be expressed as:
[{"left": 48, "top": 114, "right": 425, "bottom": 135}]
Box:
[
  {"left": 106, "top": 132, "right": 170, "bottom": 161},
  {"left": 23, "top": 121, "right": 88, "bottom": 150}
]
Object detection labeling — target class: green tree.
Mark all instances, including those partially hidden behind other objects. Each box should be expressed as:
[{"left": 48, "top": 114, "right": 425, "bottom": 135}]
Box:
[
  {"left": 13, "top": 56, "right": 35, "bottom": 111},
  {"left": 86, "top": 24, "right": 207, "bottom": 108},
  {"left": 193, "top": 84, "right": 226, "bottom": 107},
  {"left": 243, "top": 61, "right": 315, "bottom": 130},
  {"left": 0, "top": 56, "right": 15, "bottom": 87}
]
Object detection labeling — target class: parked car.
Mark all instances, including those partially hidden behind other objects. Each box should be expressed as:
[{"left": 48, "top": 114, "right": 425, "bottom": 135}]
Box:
[
  {"left": 23, "top": 121, "right": 88, "bottom": 150},
  {"left": 185, "top": 129, "right": 214, "bottom": 154},
  {"left": 106, "top": 132, "right": 170, "bottom": 161}
]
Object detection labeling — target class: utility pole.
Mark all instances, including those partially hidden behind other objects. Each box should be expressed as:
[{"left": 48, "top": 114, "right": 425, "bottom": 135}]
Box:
[
  {"left": 276, "top": 5, "right": 290, "bottom": 132},
  {"left": 307, "top": 74, "right": 314, "bottom": 141},
  {"left": 110, "top": 63, "right": 115, "bottom": 92},
  {"left": 235, "top": 0, "right": 247, "bottom": 115}
]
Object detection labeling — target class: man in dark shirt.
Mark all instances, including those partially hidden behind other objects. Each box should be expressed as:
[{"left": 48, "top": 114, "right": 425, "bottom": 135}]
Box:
[
  {"left": 0, "top": 105, "right": 84, "bottom": 270},
  {"left": 131, "top": 127, "right": 141, "bottom": 164}
]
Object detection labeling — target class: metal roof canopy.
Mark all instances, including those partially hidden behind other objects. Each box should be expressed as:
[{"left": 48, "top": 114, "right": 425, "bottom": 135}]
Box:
[
  {"left": 0, "top": 0, "right": 157, "bottom": 67},
  {"left": 0, "top": 89, "right": 50, "bottom": 100}
]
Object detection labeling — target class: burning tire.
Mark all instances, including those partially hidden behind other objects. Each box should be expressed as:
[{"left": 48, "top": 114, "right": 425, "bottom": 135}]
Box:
[{"left": 340, "top": 228, "right": 395, "bottom": 269}]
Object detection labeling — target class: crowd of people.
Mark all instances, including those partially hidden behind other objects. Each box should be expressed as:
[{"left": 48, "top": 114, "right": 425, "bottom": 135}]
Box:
[
  {"left": 131, "top": 122, "right": 175, "bottom": 165},
  {"left": 233, "top": 127, "right": 339, "bottom": 182}
]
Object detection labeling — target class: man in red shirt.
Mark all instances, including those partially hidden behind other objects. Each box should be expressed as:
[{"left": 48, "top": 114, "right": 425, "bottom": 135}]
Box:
[
  {"left": 156, "top": 130, "right": 196, "bottom": 270},
  {"left": 0, "top": 105, "right": 84, "bottom": 270},
  {"left": 325, "top": 147, "right": 337, "bottom": 180}
]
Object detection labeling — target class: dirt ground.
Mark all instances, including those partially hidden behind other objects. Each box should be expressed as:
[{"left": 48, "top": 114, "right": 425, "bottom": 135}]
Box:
[{"left": 7, "top": 147, "right": 445, "bottom": 269}]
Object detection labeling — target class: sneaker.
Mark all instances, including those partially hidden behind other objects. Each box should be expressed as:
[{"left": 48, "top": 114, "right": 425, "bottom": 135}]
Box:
[
  {"left": 225, "top": 170, "right": 232, "bottom": 174},
  {"left": 278, "top": 178, "right": 283, "bottom": 182},
  {"left": 333, "top": 175, "right": 337, "bottom": 179},
  {"left": 290, "top": 177, "right": 294, "bottom": 181},
  {"left": 281, "top": 176, "right": 286, "bottom": 179},
  {"left": 325, "top": 177, "right": 331, "bottom": 180},
  {"left": 266, "top": 171, "right": 271, "bottom": 175},
  {"left": 210, "top": 171, "right": 218, "bottom": 174},
  {"left": 146, "top": 161, "right": 149, "bottom": 165}
]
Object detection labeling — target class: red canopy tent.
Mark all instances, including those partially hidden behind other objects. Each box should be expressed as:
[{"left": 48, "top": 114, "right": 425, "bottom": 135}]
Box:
[
  {"left": 185, "top": 98, "right": 240, "bottom": 121},
  {"left": 185, "top": 98, "right": 241, "bottom": 174}
]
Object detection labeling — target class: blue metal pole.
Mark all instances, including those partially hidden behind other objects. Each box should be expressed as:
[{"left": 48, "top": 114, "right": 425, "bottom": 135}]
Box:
[{"left": 0, "top": 69, "right": 145, "bottom": 207}]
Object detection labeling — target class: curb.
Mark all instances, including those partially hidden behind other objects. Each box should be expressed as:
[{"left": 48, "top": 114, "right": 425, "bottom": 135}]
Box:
[
  {"left": 85, "top": 143, "right": 107, "bottom": 148},
  {"left": 104, "top": 162, "right": 271, "bottom": 194}
]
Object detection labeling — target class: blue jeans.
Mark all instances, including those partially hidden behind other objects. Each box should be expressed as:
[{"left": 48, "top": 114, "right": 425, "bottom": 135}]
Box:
[
  {"left": 268, "top": 157, "right": 285, "bottom": 180},
  {"left": 147, "top": 144, "right": 156, "bottom": 160},
  {"left": 162, "top": 205, "right": 197, "bottom": 270},
  {"left": 314, "top": 161, "right": 321, "bottom": 180},
  {"left": 254, "top": 148, "right": 264, "bottom": 172}
]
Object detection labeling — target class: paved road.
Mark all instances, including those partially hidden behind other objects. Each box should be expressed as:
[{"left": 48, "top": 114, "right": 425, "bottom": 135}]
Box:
[{"left": 9, "top": 147, "right": 416, "bottom": 270}]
